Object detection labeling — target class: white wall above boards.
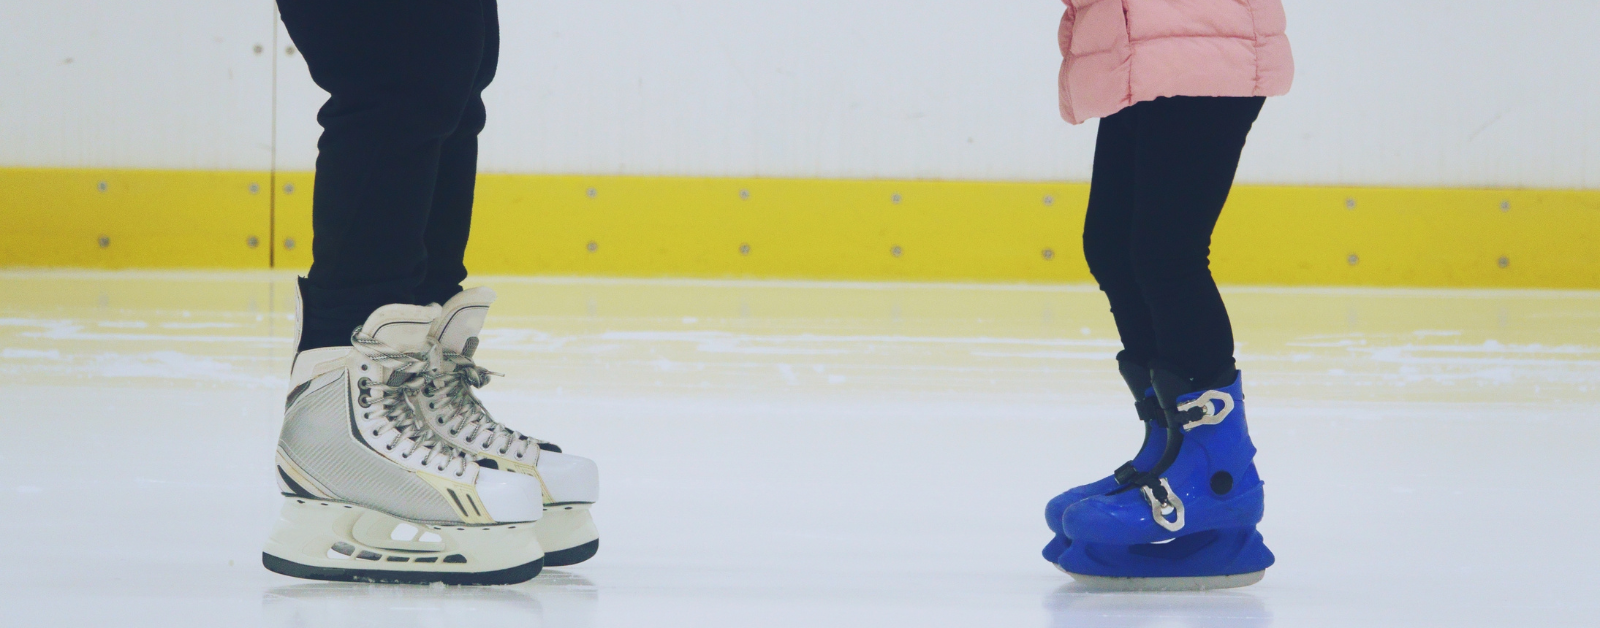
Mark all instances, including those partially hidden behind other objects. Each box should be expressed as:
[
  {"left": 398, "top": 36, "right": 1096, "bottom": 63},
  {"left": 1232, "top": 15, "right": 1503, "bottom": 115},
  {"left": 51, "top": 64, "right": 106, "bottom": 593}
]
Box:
[
  {"left": 1246, "top": 1, "right": 1600, "bottom": 189},
  {"left": 272, "top": 12, "right": 324, "bottom": 172},
  {"left": 0, "top": 1, "right": 276, "bottom": 170},
  {"left": 477, "top": 1, "right": 1089, "bottom": 182},
  {"left": 6, "top": 1, "right": 1597, "bottom": 190},
  {"left": 475, "top": 1, "right": 1600, "bottom": 188}
]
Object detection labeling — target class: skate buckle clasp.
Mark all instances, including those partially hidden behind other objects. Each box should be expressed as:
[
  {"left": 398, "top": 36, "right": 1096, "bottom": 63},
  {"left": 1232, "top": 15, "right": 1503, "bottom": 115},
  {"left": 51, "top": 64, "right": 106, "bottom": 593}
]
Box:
[
  {"left": 1177, "top": 390, "right": 1234, "bottom": 431},
  {"left": 1141, "top": 477, "right": 1185, "bottom": 532}
]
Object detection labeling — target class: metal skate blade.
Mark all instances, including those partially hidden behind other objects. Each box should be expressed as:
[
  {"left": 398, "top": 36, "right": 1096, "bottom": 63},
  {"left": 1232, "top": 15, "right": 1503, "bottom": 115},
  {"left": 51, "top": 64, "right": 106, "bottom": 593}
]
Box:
[{"left": 1065, "top": 570, "right": 1265, "bottom": 592}]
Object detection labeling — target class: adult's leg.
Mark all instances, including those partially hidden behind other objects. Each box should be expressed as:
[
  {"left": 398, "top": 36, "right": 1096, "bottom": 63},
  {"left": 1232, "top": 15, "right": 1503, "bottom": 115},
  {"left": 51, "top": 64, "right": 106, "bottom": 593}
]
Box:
[
  {"left": 1083, "top": 107, "right": 1159, "bottom": 367},
  {"left": 415, "top": 0, "right": 500, "bottom": 306},
  {"left": 1128, "top": 96, "right": 1265, "bottom": 384},
  {"left": 278, "top": 0, "right": 491, "bottom": 350}
]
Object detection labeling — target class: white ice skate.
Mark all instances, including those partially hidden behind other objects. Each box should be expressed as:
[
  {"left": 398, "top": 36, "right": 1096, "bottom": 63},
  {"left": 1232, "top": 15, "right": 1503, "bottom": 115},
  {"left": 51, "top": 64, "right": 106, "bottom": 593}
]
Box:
[
  {"left": 419, "top": 287, "right": 601, "bottom": 567},
  {"left": 263, "top": 302, "right": 549, "bottom": 585}
]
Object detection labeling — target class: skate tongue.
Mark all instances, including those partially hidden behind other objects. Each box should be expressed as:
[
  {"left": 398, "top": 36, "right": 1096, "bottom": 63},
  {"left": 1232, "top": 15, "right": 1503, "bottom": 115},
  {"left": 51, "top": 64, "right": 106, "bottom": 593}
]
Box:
[
  {"left": 360, "top": 303, "right": 442, "bottom": 353},
  {"left": 432, "top": 287, "right": 496, "bottom": 356}
]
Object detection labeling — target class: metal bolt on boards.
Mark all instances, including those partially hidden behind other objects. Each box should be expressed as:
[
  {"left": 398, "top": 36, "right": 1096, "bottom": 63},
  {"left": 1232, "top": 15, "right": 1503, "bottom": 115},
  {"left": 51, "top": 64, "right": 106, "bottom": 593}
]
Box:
[
  {"left": 284, "top": 238, "right": 296, "bottom": 250},
  {"left": 739, "top": 244, "right": 751, "bottom": 256},
  {"left": 890, "top": 246, "right": 902, "bottom": 258},
  {"left": 1500, "top": 200, "right": 1511, "bottom": 212},
  {"left": 283, "top": 184, "right": 295, "bottom": 194},
  {"left": 1498, "top": 256, "right": 1510, "bottom": 268},
  {"left": 1043, "top": 195, "right": 1054, "bottom": 206},
  {"left": 97, "top": 181, "right": 107, "bottom": 192},
  {"left": 253, "top": 44, "right": 263, "bottom": 55},
  {"left": 1042, "top": 248, "right": 1055, "bottom": 261},
  {"left": 739, "top": 189, "right": 750, "bottom": 200},
  {"left": 586, "top": 241, "right": 598, "bottom": 252},
  {"left": 891, "top": 193, "right": 902, "bottom": 204},
  {"left": 247, "top": 236, "right": 259, "bottom": 248},
  {"left": 249, "top": 183, "right": 260, "bottom": 194},
  {"left": 1345, "top": 198, "right": 1356, "bottom": 209},
  {"left": 97, "top": 236, "right": 110, "bottom": 248},
  {"left": 1347, "top": 254, "right": 1360, "bottom": 266},
  {"left": 586, "top": 188, "right": 597, "bottom": 198},
  {"left": 285, "top": 46, "right": 296, "bottom": 56}
]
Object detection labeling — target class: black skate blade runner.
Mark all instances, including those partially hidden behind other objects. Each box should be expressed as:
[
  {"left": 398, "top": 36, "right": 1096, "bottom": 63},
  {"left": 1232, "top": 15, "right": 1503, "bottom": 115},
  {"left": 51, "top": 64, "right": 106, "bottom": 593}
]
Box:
[{"left": 262, "top": 553, "right": 543, "bottom": 586}]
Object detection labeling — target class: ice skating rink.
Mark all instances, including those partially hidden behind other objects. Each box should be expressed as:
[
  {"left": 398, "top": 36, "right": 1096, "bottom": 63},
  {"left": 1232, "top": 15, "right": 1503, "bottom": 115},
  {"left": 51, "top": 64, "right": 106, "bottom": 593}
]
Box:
[{"left": 1, "top": 269, "right": 1597, "bottom": 627}]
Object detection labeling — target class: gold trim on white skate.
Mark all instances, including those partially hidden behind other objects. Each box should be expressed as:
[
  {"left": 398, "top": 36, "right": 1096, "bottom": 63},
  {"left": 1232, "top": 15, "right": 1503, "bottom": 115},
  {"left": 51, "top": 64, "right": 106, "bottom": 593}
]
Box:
[
  {"left": 416, "top": 473, "right": 496, "bottom": 525},
  {"left": 275, "top": 451, "right": 334, "bottom": 499},
  {"left": 490, "top": 457, "right": 554, "bottom": 503}
]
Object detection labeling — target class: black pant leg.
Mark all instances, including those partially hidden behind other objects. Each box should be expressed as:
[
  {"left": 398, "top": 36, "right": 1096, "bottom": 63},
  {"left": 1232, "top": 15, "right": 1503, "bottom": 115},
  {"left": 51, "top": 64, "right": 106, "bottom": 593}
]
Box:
[
  {"left": 278, "top": 0, "right": 490, "bottom": 350},
  {"left": 416, "top": 0, "right": 499, "bottom": 306},
  {"left": 1128, "top": 96, "right": 1265, "bottom": 383},
  {"left": 1082, "top": 106, "right": 1160, "bottom": 367}
]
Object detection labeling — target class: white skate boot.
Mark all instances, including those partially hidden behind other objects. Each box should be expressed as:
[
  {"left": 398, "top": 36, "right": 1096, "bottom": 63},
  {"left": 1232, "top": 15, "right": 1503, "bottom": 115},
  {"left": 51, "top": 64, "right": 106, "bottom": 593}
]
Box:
[
  {"left": 419, "top": 287, "right": 601, "bottom": 567},
  {"left": 263, "top": 302, "right": 550, "bottom": 585}
]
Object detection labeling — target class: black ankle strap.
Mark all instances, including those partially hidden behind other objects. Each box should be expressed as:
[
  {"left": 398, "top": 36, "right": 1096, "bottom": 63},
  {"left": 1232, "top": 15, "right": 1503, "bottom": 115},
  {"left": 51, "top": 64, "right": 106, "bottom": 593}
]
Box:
[{"left": 1135, "top": 396, "right": 1166, "bottom": 428}]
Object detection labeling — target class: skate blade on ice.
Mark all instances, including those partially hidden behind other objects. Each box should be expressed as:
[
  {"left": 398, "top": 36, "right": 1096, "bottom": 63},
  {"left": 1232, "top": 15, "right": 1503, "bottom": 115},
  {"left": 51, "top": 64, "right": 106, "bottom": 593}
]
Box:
[
  {"left": 536, "top": 503, "right": 599, "bottom": 567},
  {"left": 1063, "top": 568, "right": 1265, "bottom": 592},
  {"left": 262, "top": 497, "right": 544, "bottom": 585}
]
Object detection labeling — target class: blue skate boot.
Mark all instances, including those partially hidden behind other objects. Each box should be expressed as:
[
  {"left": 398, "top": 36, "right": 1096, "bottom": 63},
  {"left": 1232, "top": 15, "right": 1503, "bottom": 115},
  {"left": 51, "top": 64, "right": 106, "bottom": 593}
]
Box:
[
  {"left": 1042, "top": 356, "right": 1168, "bottom": 564},
  {"left": 1056, "top": 364, "right": 1274, "bottom": 590}
]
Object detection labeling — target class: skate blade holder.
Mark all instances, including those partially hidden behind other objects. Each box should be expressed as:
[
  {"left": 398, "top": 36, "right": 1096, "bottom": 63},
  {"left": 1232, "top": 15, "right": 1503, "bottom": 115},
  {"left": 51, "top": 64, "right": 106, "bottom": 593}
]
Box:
[
  {"left": 1140, "top": 478, "right": 1185, "bottom": 532},
  {"left": 1176, "top": 391, "right": 1233, "bottom": 431}
]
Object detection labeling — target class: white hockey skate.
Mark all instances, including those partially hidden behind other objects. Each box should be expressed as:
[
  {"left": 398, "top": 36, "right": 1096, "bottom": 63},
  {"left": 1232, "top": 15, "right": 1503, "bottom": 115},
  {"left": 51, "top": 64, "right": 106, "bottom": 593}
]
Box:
[
  {"left": 263, "top": 302, "right": 549, "bottom": 585},
  {"left": 419, "top": 287, "right": 601, "bottom": 567}
]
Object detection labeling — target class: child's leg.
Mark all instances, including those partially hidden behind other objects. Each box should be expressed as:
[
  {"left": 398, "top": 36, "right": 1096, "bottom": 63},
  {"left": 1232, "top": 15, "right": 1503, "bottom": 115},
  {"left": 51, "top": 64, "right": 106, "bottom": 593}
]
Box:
[
  {"left": 1128, "top": 96, "right": 1265, "bottom": 383},
  {"left": 1082, "top": 107, "right": 1159, "bottom": 367},
  {"left": 417, "top": 0, "right": 500, "bottom": 307},
  {"left": 279, "top": 0, "right": 493, "bottom": 350}
]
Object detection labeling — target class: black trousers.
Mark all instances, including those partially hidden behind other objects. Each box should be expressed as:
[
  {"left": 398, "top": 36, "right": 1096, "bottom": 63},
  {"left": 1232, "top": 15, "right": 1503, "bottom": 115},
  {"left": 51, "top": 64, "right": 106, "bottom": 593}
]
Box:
[
  {"left": 1082, "top": 96, "right": 1265, "bottom": 384},
  {"left": 278, "top": 0, "right": 499, "bottom": 351}
]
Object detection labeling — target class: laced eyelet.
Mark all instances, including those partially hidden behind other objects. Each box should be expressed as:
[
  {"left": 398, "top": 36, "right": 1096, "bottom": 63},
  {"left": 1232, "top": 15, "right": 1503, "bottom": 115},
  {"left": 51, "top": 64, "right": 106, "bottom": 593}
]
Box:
[
  {"left": 360, "top": 364, "right": 367, "bottom": 371},
  {"left": 371, "top": 429, "right": 380, "bottom": 436},
  {"left": 385, "top": 444, "right": 394, "bottom": 451}
]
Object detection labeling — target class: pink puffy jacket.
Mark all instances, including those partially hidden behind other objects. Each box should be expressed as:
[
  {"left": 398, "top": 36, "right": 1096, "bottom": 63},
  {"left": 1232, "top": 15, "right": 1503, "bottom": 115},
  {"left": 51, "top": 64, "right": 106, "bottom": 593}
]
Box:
[{"left": 1058, "top": 0, "right": 1294, "bottom": 124}]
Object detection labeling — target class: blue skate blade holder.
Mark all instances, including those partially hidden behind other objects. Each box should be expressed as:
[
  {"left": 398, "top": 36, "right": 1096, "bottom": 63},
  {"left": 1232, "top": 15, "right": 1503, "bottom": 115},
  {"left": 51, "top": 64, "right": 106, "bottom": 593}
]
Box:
[{"left": 1057, "top": 526, "right": 1275, "bottom": 579}]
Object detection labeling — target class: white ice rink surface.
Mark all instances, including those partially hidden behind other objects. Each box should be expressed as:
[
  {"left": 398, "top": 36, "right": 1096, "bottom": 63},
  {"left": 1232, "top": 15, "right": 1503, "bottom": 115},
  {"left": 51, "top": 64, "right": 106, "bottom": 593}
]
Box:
[{"left": 2, "top": 271, "right": 1598, "bottom": 627}]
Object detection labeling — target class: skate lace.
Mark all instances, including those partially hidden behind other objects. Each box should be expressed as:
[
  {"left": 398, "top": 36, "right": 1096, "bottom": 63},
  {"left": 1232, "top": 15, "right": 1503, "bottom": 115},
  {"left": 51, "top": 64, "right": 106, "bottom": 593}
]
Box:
[
  {"left": 351, "top": 330, "right": 473, "bottom": 477},
  {"left": 421, "top": 347, "right": 542, "bottom": 462}
]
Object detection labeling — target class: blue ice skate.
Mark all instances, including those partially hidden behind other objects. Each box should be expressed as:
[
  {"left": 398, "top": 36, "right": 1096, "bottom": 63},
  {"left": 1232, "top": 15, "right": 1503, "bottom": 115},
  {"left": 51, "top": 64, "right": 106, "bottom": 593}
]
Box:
[
  {"left": 1042, "top": 357, "right": 1168, "bottom": 564},
  {"left": 1056, "top": 366, "right": 1274, "bottom": 590}
]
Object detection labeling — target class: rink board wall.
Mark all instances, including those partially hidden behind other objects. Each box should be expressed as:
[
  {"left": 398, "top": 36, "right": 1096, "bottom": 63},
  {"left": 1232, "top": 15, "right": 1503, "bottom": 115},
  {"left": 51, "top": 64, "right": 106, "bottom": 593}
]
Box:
[
  {"left": 4, "top": 168, "right": 1599, "bottom": 289},
  {"left": 3, "top": 1, "right": 1600, "bottom": 287}
]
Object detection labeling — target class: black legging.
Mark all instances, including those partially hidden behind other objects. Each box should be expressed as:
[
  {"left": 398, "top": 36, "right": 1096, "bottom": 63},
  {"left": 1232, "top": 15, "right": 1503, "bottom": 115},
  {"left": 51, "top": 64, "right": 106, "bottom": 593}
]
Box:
[
  {"left": 278, "top": 0, "right": 499, "bottom": 351},
  {"left": 1082, "top": 96, "right": 1265, "bottom": 384}
]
